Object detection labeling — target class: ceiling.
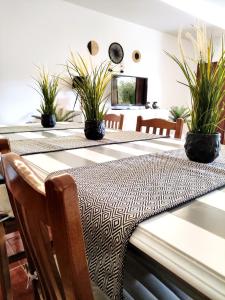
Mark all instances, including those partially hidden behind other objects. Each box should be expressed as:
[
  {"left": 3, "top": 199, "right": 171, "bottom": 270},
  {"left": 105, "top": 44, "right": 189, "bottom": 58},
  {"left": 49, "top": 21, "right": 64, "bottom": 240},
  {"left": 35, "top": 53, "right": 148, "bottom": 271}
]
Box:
[{"left": 63, "top": 0, "right": 225, "bottom": 36}]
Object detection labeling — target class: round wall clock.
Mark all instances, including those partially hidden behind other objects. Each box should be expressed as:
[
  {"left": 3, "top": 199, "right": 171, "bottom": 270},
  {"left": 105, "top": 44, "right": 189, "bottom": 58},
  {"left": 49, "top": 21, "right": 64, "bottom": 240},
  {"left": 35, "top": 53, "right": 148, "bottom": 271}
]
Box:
[{"left": 108, "top": 42, "right": 124, "bottom": 64}]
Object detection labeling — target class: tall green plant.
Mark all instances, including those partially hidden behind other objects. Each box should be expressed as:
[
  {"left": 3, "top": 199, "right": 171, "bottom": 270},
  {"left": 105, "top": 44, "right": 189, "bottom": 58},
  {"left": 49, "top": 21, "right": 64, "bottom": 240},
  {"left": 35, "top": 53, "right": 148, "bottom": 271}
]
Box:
[
  {"left": 166, "top": 25, "right": 225, "bottom": 134},
  {"left": 66, "top": 54, "right": 111, "bottom": 121},
  {"left": 34, "top": 68, "right": 59, "bottom": 115}
]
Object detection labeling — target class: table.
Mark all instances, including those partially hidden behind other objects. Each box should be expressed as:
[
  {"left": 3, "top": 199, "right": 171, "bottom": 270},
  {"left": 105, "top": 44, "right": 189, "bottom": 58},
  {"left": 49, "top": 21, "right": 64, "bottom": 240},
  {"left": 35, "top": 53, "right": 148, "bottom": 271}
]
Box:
[{"left": 1, "top": 127, "right": 225, "bottom": 299}]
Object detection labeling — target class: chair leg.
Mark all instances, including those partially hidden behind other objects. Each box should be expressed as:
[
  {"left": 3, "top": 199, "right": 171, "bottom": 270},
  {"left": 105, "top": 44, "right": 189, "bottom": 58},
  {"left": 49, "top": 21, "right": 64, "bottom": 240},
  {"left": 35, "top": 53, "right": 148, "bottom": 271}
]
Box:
[{"left": 0, "top": 222, "right": 12, "bottom": 300}]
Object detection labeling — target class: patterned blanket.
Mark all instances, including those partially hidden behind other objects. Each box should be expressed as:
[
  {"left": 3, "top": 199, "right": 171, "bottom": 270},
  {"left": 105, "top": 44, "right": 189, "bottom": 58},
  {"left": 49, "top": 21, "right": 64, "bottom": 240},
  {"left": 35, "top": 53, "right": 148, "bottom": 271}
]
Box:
[
  {"left": 0, "top": 122, "right": 83, "bottom": 134},
  {"left": 10, "top": 131, "right": 162, "bottom": 155},
  {"left": 50, "top": 149, "right": 225, "bottom": 299}
]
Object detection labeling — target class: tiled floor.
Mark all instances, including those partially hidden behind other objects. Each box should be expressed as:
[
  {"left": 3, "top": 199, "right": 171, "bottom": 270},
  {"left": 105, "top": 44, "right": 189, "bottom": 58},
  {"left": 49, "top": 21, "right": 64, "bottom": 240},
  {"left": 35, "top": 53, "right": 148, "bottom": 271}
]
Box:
[{"left": 6, "top": 232, "right": 33, "bottom": 299}]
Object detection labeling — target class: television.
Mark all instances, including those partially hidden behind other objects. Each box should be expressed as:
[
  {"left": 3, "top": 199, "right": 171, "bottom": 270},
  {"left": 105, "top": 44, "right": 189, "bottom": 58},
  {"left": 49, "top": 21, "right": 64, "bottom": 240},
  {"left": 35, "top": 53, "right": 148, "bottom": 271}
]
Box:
[{"left": 111, "top": 75, "right": 148, "bottom": 109}]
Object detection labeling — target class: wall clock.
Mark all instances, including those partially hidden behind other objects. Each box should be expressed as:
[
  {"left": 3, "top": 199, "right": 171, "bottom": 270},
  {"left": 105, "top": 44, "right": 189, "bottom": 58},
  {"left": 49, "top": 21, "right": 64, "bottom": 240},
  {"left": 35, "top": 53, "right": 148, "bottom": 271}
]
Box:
[{"left": 108, "top": 42, "right": 124, "bottom": 64}]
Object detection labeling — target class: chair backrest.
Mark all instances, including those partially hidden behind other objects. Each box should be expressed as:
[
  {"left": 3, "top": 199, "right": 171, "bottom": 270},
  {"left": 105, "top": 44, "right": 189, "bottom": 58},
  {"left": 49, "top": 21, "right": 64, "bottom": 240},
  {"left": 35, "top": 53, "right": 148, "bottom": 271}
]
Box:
[
  {"left": 136, "top": 116, "right": 184, "bottom": 139},
  {"left": 2, "top": 152, "right": 93, "bottom": 300},
  {"left": 104, "top": 114, "right": 124, "bottom": 130},
  {"left": 0, "top": 139, "right": 11, "bottom": 179},
  {"left": 0, "top": 139, "right": 10, "bottom": 154}
]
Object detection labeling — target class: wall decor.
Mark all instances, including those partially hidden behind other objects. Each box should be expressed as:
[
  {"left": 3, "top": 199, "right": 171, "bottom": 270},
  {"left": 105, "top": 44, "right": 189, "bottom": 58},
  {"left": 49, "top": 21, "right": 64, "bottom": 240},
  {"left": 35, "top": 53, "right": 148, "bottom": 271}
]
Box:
[
  {"left": 132, "top": 50, "right": 141, "bottom": 63},
  {"left": 152, "top": 101, "right": 159, "bottom": 109},
  {"left": 87, "top": 40, "right": 99, "bottom": 56},
  {"left": 108, "top": 42, "right": 124, "bottom": 64},
  {"left": 145, "top": 102, "right": 151, "bottom": 109},
  {"left": 120, "top": 63, "right": 124, "bottom": 73}
]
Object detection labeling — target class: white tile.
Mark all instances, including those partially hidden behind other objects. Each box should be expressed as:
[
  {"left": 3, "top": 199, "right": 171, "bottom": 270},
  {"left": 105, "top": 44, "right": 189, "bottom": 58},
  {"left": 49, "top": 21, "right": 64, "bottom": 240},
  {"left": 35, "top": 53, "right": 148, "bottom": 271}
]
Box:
[
  {"left": 138, "top": 213, "right": 225, "bottom": 277},
  {"left": 104, "top": 144, "right": 149, "bottom": 155},
  {"left": 25, "top": 154, "right": 70, "bottom": 174},
  {"left": 66, "top": 148, "right": 116, "bottom": 163},
  {"left": 133, "top": 140, "right": 178, "bottom": 151},
  {"left": 197, "top": 190, "right": 225, "bottom": 212},
  {"left": 16, "top": 132, "right": 45, "bottom": 139}
]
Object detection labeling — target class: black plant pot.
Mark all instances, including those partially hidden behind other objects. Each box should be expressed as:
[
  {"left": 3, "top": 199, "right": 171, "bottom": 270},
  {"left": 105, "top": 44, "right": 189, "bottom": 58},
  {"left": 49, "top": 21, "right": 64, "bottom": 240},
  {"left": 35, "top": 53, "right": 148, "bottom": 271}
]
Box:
[
  {"left": 184, "top": 132, "right": 221, "bottom": 163},
  {"left": 84, "top": 120, "right": 105, "bottom": 140},
  {"left": 41, "top": 114, "right": 56, "bottom": 128}
]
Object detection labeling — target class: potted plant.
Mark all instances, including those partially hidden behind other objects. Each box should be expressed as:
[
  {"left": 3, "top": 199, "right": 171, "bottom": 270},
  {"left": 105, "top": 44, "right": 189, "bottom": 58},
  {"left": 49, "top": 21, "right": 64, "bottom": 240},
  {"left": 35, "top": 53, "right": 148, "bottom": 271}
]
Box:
[
  {"left": 166, "top": 25, "right": 225, "bottom": 163},
  {"left": 66, "top": 54, "right": 111, "bottom": 140},
  {"left": 34, "top": 68, "right": 59, "bottom": 128},
  {"left": 169, "top": 106, "right": 190, "bottom": 123}
]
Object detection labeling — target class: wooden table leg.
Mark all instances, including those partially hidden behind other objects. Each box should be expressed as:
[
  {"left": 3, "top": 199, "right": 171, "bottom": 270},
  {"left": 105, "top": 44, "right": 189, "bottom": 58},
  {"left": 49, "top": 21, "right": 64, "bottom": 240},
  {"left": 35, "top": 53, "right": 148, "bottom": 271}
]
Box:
[{"left": 0, "top": 222, "right": 12, "bottom": 300}]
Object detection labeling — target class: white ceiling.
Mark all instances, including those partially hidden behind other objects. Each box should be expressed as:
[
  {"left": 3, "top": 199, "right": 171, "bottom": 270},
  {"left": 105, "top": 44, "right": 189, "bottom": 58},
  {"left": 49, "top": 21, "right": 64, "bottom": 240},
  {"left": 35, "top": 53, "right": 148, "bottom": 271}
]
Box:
[{"left": 63, "top": 0, "right": 225, "bottom": 36}]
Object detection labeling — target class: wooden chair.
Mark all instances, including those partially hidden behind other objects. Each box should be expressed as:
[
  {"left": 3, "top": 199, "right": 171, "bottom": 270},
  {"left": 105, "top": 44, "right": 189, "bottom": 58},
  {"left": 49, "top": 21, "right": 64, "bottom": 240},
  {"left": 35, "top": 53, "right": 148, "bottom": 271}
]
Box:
[
  {"left": 0, "top": 139, "right": 10, "bottom": 154},
  {"left": 0, "top": 139, "right": 11, "bottom": 180},
  {"left": 0, "top": 138, "right": 30, "bottom": 300},
  {"left": 2, "top": 152, "right": 108, "bottom": 300},
  {"left": 0, "top": 139, "right": 13, "bottom": 300},
  {"left": 104, "top": 114, "right": 124, "bottom": 130},
  {"left": 136, "top": 116, "right": 184, "bottom": 139}
]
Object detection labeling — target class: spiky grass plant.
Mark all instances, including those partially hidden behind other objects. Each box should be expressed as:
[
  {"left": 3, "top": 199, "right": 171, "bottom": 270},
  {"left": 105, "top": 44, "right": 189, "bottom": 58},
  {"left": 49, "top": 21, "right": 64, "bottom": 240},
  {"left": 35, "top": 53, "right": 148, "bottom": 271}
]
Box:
[
  {"left": 169, "top": 106, "right": 190, "bottom": 123},
  {"left": 66, "top": 53, "right": 111, "bottom": 121},
  {"left": 32, "top": 108, "right": 78, "bottom": 122},
  {"left": 166, "top": 25, "right": 225, "bottom": 134},
  {"left": 34, "top": 68, "right": 59, "bottom": 115},
  {"left": 55, "top": 108, "right": 78, "bottom": 122}
]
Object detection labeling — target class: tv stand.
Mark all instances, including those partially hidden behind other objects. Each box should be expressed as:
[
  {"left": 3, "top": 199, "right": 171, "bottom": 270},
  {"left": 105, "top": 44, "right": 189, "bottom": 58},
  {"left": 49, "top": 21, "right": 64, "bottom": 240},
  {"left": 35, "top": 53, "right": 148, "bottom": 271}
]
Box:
[
  {"left": 108, "top": 108, "right": 169, "bottom": 131},
  {"left": 111, "top": 106, "right": 146, "bottom": 110}
]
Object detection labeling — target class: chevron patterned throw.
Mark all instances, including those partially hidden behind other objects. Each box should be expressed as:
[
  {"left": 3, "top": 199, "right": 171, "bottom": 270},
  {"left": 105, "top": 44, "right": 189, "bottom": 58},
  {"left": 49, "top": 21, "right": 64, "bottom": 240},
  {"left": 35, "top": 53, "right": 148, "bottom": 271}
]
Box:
[
  {"left": 0, "top": 122, "right": 84, "bottom": 134},
  {"left": 10, "top": 131, "right": 161, "bottom": 155}
]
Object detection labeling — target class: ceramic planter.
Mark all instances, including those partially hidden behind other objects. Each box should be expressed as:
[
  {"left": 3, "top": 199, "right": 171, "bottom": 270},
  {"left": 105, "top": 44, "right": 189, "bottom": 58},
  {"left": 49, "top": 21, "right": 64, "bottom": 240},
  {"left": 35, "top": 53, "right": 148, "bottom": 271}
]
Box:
[
  {"left": 41, "top": 114, "right": 56, "bottom": 128},
  {"left": 84, "top": 120, "right": 105, "bottom": 140},
  {"left": 184, "top": 132, "right": 220, "bottom": 163}
]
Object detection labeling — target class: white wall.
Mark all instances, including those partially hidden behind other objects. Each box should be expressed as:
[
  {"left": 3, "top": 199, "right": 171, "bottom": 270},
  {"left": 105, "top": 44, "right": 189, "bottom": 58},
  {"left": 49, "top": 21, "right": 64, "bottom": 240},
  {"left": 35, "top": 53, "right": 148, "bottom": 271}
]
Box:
[
  {"left": 213, "top": 36, "right": 224, "bottom": 61},
  {"left": 0, "top": 0, "right": 191, "bottom": 124}
]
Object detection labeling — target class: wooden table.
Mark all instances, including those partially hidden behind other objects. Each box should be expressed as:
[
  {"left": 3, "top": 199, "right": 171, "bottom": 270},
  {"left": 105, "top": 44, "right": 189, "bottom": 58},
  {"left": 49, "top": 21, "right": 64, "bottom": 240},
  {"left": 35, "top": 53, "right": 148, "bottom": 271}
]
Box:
[{"left": 1, "top": 127, "right": 225, "bottom": 299}]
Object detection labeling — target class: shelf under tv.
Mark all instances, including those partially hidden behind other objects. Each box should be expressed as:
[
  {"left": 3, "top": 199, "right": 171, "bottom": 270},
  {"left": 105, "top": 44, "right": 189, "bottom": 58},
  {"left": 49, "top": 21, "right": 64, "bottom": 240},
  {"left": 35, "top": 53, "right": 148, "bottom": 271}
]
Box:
[{"left": 111, "top": 106, "right": 146, "bottom": 110}]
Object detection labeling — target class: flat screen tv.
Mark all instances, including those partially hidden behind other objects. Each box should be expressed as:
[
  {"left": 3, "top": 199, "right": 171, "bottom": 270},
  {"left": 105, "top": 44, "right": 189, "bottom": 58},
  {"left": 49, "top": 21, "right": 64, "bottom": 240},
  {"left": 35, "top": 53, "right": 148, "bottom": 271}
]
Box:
[{"left": 111, "top": 75, "right": 148, "bottom": 109}]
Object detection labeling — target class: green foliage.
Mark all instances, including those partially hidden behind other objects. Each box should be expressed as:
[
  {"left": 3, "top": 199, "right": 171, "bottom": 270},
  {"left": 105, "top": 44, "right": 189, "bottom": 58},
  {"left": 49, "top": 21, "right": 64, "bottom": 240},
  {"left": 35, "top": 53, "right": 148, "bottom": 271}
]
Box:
[
  {"left": 169, "top": 106, "right": 190, "bottom": 123},
  {"left": 55, "top": 108, "right": 78, "bottom": 122},
  {"left": 165, "top": 28, "right": 225, "bottom": 134},
  {"left": 33, "top": 108, "right": 78, "bottom": 122},
  {"left": 66, "top": 53, "right": 111, "bottom": 121},
  {"left": 118, "top": 81, "right": 135, "bottom": 104},
  {"left": 34, "top": 68, "right": 59, "bottom": 115}
]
